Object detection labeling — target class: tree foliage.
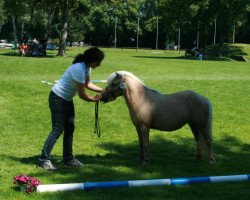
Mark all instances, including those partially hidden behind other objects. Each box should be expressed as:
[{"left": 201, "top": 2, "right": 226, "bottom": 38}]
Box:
[{"left": 0, "top": 0, "right": 249, "bottom": 54}]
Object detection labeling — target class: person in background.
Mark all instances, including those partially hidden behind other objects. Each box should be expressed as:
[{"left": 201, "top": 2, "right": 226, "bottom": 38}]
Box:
[
  {"left": 37, "top": 47, "right": 105, "bottom": 171},
  {"left": 19, "top": 43, "right": 28, "bottom": 57}
]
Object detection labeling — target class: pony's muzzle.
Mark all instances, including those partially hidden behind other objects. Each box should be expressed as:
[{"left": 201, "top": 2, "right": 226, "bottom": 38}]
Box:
[
  {"left": 100, "top": 91, "right": 116, "bottom": 103},
  {"left": 100, "top": 84, "right": 124, "bottom": 103}
]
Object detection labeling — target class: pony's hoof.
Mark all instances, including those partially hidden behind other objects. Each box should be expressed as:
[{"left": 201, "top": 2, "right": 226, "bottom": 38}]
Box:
[{"left": 208, "top": 157, "right": 216, "bottom": 164}]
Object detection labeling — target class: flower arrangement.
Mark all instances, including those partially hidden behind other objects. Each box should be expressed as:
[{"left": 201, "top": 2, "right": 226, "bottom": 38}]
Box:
[{"left": 13, "top": 174, "right": 40, "bottom": 194}]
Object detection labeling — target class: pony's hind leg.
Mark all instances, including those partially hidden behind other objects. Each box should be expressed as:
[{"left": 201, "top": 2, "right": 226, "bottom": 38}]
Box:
[
  {"left": 136, "top": 125, "right": 150, "bottom": 164},
  {"left": 190, "top": 122, "right": 215, "bottom": 163},
  {"left": 201, "top": 127, "right": 215, "bottom": 164},
  {"left": 189, "top": 123, "right": 202, "bottom": 160},
  {"left": 202, "top": 101, "right": 215, "bottom": 163}
]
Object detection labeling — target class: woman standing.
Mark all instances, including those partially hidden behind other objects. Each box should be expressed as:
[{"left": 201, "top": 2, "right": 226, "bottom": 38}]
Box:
[{"left": 38, "top": 47, "right": 105, "bottom": 171}]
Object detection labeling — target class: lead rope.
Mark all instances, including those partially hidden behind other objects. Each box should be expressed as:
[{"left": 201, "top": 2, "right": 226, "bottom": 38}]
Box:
[{"left": 94, "top": 101, "right": 101, "bottom": 137}]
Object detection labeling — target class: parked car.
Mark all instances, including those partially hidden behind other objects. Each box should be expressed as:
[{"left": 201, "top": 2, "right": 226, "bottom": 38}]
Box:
[
  {"left": 46, "top": 43, "right": 57, "bottom": 50},
  {"left": 71, "top": 42, "right": 79, "bottom": 46},
  {"left": 0, "top": 40, "right": 13, "bottom": 49}
]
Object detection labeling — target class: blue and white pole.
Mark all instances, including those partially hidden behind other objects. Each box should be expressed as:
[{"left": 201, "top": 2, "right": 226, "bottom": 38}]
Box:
[
  {"left": 91, "top": 80, "right": 107, "bottom": 83},
  {"left": 42, "top": 80, "right": 106, "bottom": 85},
  {"left": 37, "top": 174, "right": 250, "bottom": 192}
]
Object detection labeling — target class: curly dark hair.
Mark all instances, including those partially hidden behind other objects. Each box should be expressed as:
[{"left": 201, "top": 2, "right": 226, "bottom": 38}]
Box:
[{"left": 72, "top": 47, "right": 104, "bottom": 65}]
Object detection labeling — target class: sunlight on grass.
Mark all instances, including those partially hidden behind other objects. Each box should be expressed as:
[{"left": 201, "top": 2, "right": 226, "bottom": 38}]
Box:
[{"left": 0, "top": 46, "right": 250, "bottom": 199}]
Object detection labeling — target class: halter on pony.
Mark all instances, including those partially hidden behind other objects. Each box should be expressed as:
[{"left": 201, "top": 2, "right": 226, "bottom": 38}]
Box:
[
  {"left": 95, "top": 72, "right": 125, "bottom": 136},
  {"left": 100, "top": 72, "right": 126, "bottom": 103}
]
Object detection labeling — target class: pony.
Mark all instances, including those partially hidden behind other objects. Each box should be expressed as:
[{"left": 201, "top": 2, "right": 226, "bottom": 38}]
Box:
[{"left": 101, "top": 71, "right": 215, "bottom": 164}]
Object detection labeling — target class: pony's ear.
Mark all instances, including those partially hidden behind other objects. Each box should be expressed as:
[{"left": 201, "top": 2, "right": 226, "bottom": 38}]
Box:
[{"left": 115, "top": 72, "right": 122, "bottom": 78}]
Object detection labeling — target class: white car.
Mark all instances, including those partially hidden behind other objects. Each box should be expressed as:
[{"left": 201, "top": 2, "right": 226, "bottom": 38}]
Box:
[{"left": 0, "top": 40, "right": 13, "bottom": 49}]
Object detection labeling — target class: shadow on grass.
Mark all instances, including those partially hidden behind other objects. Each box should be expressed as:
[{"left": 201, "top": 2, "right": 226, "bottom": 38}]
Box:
[
  {"left": 0, "top": 51, "right": 78, "bottom": 59},
  {"left": 133, "top": 55, "right": 185, "bottom": 60},
  {"left": 133, "top": 55, "right": 233, "bottom": 61},
  {"left": 0, "top": 51, "right": 57, "bottom": 58},
  {"left": 5, "top": 134, "right": 250, "bottom": 179},
  {"left": 3, "top": 134, "right": 250, "bottom": 199}
]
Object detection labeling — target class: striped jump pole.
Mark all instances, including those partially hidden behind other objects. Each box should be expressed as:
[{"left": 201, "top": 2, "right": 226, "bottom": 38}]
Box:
[
  {"left": 91, "top": 80, "right": 107, "bottom": 83},
  {"left": 42, "top": 80, "right": 106, "bottom": 85},
  {"left": 37, "top": 174, "right": 250, "bottom": 192}
]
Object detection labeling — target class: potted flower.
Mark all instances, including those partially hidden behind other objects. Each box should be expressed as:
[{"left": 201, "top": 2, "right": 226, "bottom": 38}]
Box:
[{"left": 13, "top": 174, "right": 40, "bottom": 194}]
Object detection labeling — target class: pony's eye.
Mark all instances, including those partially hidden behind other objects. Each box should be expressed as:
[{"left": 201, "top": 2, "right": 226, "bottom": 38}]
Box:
[{"left": 111, "top": 83, "right": 117, "bottom": 87}]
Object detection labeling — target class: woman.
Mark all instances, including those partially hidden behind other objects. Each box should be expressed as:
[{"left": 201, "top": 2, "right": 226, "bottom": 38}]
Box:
[{"left": 38, "top": 47, "right": 105, "bottom": 171}]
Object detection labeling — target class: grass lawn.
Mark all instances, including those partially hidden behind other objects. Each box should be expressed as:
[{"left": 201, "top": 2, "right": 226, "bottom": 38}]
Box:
[{"left": 0, "top": 45, "right": 249, "bottom": 199}]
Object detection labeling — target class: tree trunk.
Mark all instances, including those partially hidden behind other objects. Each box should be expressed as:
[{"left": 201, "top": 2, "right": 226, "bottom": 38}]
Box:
[
  {"left": 45, "top": 5, "right": 56, "bottom": 39},
  {"left": 12, "top": 0, "right": 22, "bottom": 43},
  {"left": 12, "top": 16, "right": 18, "bottom": 43},
  {"left": 26, "top": 0, "right": 36, "bottom": 39},
  {"left": 57, "top": 0, "right": 69, "bottom": 57}
]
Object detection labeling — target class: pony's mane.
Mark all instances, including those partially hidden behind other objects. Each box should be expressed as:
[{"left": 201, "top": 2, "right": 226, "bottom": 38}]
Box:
[{"left": 107, "top": 71, "right": 144, "bottom": 85}]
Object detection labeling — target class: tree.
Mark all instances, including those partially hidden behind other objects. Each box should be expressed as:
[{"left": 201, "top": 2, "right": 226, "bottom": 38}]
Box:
[
  {"left": 159, "top": 0, "right": 197, "bottom": 49},
  {"left": 0, "top": 0, "right": 5, "bottom": 33},
  {"left": 237, "top": 4, "right": 250, "bottom": 43},
  {"left": 67, "top": 0, "right": 91, "bottom": 43},
  {"left": 57, "top": 0, "right": 69, "bottom": 56},
  {"left": 116, "top": 0, "right": 141, "bottom": 47},
  {"left": 139, "top": 0, "right": 159, "bottom": 48},
  {"left": 3, "top": 0, "right": 23, "bottom": 42},
  {"left": 57, "top": 0, "right": 84, "bottom": 56},
  {"left": 85, "top": 3, "right": 112, "bottom": 46},
  {"left": 0, "top": 0, "right": 250, "bottom": 49},
  {"left": 207, "top": 0, "right": 249, "bottom": 56},
  {"left": 1, "top": 0, "right": 57, "bottom": 43}
]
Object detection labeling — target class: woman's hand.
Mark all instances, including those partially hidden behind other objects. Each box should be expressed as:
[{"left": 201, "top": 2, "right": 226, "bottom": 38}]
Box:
[{"left": 94, "top": 94, "right": 102, "bottom": 102}]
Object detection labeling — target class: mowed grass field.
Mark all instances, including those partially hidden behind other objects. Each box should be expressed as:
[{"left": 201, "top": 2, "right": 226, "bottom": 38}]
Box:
[{"left": 0, "top": 45, "right": 249, "bottom": 200}]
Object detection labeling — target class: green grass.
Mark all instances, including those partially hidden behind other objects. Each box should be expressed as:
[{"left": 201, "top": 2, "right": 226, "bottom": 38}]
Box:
[{"left": 0, "top": 45, "right": 250, "bottom": 199}]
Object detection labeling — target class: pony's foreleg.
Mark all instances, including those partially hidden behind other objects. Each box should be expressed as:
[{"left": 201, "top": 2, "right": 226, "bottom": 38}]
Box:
[
  {"left": 136, "top": 127, "right": 144, "bottom": 162},
  {"left": 136, "top": 125, "right": 150, "bottom": 164}
]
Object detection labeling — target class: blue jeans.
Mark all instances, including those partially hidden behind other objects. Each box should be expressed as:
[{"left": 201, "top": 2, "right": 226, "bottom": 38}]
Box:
[{"left": 40, "top": 91, "right": 75, "bottom": 162}]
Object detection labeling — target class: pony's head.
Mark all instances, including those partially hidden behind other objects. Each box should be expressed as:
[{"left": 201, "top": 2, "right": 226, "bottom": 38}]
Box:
[{"left": 100, "top": 71, "right": 142, "bottom": 103}]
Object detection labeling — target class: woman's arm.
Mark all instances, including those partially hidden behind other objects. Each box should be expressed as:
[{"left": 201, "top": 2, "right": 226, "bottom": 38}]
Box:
[
  {"left": 85, "top": 76, "right": 105, "bottom": 93},
  {"left": 77, "top": 82, "right": 102, "bottom": 102}
]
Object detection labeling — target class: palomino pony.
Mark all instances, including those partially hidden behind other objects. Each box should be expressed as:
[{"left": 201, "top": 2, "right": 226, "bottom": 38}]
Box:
[{"left": 101, "top": 71, "right": 215, "bottom": 164}]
